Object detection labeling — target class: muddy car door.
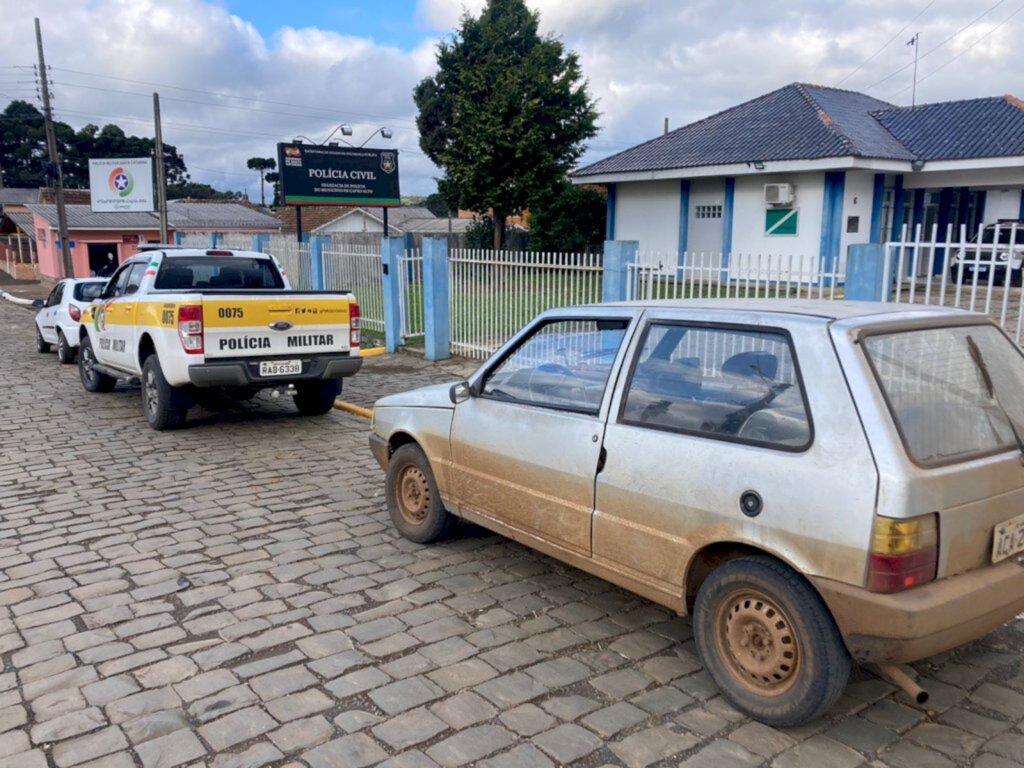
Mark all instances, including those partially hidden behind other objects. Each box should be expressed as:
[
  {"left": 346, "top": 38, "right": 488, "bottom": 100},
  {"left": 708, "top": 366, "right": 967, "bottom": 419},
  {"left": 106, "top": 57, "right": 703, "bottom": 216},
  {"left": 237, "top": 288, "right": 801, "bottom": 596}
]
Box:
[{"left": 450, "top": 313, "right": 635, "bottom": 556}]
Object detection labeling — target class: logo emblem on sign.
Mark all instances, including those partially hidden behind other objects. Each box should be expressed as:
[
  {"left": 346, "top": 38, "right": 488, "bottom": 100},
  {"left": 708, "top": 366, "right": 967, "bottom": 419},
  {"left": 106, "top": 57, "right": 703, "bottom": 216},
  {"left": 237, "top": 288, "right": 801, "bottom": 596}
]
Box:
[
  {"left": 269, "top": 321, "right": 293, "bottom": 331},
  {"left": 284, "top": 146, "right": 302, "bottom": 158},
  {"left": 108, "top": 167, "right": 133, "bottom": 198},
  {"left": 380, "top": 152, "right": 396, "bottom": 174}
]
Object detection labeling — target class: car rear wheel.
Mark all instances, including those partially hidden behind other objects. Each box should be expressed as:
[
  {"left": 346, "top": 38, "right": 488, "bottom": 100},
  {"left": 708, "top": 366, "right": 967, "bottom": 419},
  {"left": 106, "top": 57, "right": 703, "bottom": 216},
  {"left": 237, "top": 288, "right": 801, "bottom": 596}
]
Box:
[
  {"left": 293, "top": 380, "right": 341, "bottom": 416},
  {"left": 56, "top": 331, "right": 76, "bottom": 364},
  {"left": 35, "top": 326, "right": 50, "bottom": 353},
  {"left": 142, "top": 355, "right": 190, "bottom": 430},
  {"left": 78, "top": 336, "right": 116, "bottom": 393},
  {"left": 693, "top": 555, "right": 850, "bottom": 726},
  {"left": 386, "top": 443, "right": 451, "bottom": 544}
]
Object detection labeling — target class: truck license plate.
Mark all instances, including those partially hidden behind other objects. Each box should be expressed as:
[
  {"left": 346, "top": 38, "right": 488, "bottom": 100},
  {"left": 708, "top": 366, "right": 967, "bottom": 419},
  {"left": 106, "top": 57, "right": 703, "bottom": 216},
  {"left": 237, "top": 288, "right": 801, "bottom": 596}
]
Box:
[
  {"left": 259, "top": 360, "right": 302, "bottom": 377},
  {"left": 992, "top": 513, "right": 1024, "bottom": 563}
]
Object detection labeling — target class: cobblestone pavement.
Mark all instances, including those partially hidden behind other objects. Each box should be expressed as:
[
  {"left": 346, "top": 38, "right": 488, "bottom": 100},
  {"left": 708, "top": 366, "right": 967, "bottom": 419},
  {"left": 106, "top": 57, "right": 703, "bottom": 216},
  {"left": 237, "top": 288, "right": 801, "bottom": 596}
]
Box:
[{"left": 2, "top": 298, "right": 1024, "bottom": 768}]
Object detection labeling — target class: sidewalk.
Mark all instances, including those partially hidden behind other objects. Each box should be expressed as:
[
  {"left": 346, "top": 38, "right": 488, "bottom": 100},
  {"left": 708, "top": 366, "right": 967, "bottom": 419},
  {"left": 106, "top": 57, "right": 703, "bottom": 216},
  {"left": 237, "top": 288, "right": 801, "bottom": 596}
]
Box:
[{"left": 0, "top": 271, "right": 51, "bottom": 305}]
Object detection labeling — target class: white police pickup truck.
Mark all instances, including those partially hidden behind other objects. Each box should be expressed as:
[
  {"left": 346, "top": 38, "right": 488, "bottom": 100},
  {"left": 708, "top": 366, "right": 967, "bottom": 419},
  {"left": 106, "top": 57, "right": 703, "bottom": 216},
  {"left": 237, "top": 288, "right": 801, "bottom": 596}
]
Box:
[{"left": 79, "top": 247, "right": 362, "bottom": 430}]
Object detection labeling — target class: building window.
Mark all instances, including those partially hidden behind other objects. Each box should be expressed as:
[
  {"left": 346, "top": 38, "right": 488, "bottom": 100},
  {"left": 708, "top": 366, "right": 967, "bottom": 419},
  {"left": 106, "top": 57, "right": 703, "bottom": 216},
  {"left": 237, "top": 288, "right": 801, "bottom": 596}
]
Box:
[
  {"left": 695, "top": 204, "right": 723, "bottom": 220},
  {"left": 847, "top": 216, "right": 860, "bottom": 234}
]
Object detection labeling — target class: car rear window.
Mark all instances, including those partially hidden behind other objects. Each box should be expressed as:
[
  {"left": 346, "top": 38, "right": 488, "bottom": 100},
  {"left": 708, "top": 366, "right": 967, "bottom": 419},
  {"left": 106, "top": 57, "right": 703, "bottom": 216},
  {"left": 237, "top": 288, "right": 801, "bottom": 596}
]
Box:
[
  {"left": 154, "top": 257, "right": 283, "bottom": 290},
  {"left": 863, "top": 324, "right": 1024, "bottom": 466},
  {"left": 73, "top": 282, "right": 106, "bottom": 301}
]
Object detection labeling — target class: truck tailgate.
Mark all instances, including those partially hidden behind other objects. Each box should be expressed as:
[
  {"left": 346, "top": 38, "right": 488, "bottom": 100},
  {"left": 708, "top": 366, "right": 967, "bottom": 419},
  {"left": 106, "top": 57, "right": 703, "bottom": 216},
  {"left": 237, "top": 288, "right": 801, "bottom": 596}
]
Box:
[{"left": 202, "top": 294, "right": 353, "bottom": 358}]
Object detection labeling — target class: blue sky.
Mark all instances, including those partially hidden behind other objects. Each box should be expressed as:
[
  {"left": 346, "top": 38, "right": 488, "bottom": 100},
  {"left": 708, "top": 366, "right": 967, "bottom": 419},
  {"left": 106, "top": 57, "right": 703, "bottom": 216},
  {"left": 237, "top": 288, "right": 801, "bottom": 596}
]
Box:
[{"left": 223, "top": 0, "right": 428, "bottom": 50}]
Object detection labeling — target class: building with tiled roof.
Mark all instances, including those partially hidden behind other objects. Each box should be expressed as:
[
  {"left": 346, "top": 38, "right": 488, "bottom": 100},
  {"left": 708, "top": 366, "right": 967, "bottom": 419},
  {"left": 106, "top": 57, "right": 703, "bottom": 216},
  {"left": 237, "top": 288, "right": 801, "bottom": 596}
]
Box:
[{"left": 572, "top": 83, "right": 1024, "bottom": 273}]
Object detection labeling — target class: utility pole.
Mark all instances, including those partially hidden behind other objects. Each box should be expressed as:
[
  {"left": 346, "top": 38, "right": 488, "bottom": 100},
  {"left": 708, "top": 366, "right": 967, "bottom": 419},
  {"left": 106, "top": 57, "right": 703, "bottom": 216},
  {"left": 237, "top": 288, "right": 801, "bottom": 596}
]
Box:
[
  {"left": 153, "top": 92, "right": 169, "bottom": 243},
  {"left": 35, "top": 17, "right": 73, "bottom": 278},
  {"left": 908, "top": 32, "right": 920, "bottom": 108}
]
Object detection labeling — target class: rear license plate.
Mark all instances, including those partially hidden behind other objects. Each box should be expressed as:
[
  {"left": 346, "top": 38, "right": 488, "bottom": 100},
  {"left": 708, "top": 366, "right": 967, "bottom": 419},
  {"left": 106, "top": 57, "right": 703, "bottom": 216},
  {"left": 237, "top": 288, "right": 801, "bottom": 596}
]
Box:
[
  {"left": 992, "top": 513, "right": 1024, "bottom": 562},
  {"left": 259, "top": 360, "right": 302, "bottom": 377}
]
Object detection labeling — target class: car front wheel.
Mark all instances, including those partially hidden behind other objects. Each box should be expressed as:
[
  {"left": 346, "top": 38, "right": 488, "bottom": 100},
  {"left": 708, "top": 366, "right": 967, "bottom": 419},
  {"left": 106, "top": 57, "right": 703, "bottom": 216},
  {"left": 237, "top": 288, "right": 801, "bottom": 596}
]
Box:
[
  {"left": 693, "top": 555, "right": 850, "bottom": 726},
  {"left": 78, "top": 336, "right": 116, "bottom": 393},
  {"left": 56, "top": 331, "right": 76, "bottom": 364},
  {"left": 386, "top": 443, "right": 451, "bottom": 544},
  {"left": 142, "top": 355, "right": 190, "bottom": 430}
]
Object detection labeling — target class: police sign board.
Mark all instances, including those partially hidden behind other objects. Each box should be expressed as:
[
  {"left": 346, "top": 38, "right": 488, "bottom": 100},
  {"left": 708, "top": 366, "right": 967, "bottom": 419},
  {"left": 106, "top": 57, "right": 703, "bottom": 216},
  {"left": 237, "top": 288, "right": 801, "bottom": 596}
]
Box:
[
  {"left": 277, "top": 144, "right": 400, "bottom": 206},
  {"left": 88, "top": 158, "right": 155, "bottom": 213}
]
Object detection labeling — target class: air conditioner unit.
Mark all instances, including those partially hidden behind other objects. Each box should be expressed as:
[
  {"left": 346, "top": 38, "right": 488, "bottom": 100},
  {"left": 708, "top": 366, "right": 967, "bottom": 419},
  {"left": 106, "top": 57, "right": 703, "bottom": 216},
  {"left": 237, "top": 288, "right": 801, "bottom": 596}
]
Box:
[{"left": 764, "top": 183, "right": 795, "bottom": 206}]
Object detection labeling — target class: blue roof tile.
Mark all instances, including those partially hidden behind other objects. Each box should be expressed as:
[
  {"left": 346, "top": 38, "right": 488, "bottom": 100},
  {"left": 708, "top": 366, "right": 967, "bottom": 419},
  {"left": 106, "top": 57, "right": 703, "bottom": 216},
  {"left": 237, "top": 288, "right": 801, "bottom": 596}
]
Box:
[
  {"left": 873, "top": 96, "right": 1024, "bottom": 161},
  {"left": 573, "top": 84, "right": 1024, "bottom": 177}
]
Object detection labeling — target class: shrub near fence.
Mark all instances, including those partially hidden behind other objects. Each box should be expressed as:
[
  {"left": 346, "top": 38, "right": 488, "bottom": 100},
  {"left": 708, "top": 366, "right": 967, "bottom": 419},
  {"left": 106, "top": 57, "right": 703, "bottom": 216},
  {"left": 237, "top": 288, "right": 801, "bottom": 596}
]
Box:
[{"left": 448, "top": 249, "right": 603, "bottom": 359}]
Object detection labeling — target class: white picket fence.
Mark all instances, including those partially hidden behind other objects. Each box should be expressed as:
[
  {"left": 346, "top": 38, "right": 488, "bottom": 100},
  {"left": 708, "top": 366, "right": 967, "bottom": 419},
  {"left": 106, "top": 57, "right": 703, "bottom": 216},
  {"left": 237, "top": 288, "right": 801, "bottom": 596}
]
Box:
[
  {"left": 884, "top": 222, "right": 1024, "bottom": 344},
  {"left": 448, "top": 249, "right": 603, "bottom": 359},
  {"left": 322, "top": 243, "right": 385, "bottom": 334},
  {"left": 629, "top": 251, "right": 845, "bottom": 302}
]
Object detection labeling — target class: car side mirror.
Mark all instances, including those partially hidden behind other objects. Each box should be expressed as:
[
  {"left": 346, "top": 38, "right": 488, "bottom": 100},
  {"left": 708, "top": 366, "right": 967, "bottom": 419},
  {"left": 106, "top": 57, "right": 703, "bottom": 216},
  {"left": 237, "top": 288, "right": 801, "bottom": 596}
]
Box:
[
  {"left": 449, "top": 381, "right": 471, "bottom": 404},
  {"left": 125, "top": 284, "right": 139, "bottom": 296},
  {"left": 34, "top": 299, "right": 46, "bottom": 308}
]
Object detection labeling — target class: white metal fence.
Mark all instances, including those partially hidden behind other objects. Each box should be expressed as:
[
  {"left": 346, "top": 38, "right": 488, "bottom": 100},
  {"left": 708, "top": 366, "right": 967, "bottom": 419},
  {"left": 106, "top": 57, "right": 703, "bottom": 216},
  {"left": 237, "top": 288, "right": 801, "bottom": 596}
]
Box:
[
  {"left": 399, "top": 249, "right": 424, "bottom": 339},
  {"left": 884, "top": 222, "right": 1024, "bottom": 344},
  {"left": 322, "top": 243, "right": 384, "bottom": 334},
  {"left": 448, "top": 249, "right": 604, "bottom": 359},
  {"left": 629, "top": 251, "right": 845, "bottom": 302},
  {"left": 266, "top": 234, "right": 313, "bottom": 291}
]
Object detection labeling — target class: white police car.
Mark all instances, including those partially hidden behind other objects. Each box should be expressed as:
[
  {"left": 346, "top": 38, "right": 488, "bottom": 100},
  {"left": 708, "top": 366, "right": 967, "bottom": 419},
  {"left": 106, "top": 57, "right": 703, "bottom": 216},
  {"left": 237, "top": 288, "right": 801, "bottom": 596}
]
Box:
[{"left": 35, "top": 278, "right": 107, "bottom": 364}]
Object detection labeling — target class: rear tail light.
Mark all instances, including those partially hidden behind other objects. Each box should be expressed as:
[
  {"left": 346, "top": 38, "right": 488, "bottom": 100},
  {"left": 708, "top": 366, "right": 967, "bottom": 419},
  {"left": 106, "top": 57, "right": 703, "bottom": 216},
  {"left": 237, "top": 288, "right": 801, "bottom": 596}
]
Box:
[
  {"left": 206, "top": 250, "right": 233, "bottom": 256},
  {"left": 178, "top": 305, "right": 204, "bottom": 355},
  {"left": 868, "top": 514, "right": 938, "bottom": 593},
  {"left": 349, "top": 302, "right": 361, "bottom": 349},
  {"left": 69, "top": 304, "right": 81, "bottom": 322}
]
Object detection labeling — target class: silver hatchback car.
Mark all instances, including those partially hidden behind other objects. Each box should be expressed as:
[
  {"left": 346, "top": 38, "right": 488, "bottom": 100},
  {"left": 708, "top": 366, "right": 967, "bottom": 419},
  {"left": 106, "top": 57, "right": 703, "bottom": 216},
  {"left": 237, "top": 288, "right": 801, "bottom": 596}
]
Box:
[{"left": 369, "top": 299, "right": 1024, "bottom": 725}]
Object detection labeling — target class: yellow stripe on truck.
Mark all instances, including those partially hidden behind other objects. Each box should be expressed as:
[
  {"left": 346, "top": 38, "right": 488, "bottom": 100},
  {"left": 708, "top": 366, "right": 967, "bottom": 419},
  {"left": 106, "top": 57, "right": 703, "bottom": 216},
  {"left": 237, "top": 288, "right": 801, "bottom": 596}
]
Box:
[
  {"left": 203, "top": 298, "right": 350, "bottom": 328},
  {"left": 84, "top": 298, "right": 351, "bottom": 328}
]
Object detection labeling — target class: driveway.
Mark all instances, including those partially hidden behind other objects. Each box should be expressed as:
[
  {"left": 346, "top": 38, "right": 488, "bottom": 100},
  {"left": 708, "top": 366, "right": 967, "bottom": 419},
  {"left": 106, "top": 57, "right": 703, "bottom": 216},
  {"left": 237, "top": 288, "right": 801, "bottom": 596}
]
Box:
[{"left": 0, "top": 298, "right": 1022, "bottom": 768}]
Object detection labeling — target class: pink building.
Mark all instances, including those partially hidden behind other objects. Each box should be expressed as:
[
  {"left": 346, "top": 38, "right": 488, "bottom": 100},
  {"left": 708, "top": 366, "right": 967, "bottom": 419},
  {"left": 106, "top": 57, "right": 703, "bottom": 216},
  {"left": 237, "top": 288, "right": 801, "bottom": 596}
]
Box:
[{"left": 26, "top": 202, "right": 280, "bottom": 279}]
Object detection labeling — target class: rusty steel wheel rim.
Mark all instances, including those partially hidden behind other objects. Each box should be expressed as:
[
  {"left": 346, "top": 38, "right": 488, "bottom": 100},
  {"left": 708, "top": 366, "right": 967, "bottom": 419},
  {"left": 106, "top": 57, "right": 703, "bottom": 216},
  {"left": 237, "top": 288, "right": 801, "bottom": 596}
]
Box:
[
  {"left": 714, "top": 589, "right": 800, "bottom": 696},
  {"left": 396, "top": 465, "right": 430, "bottom": 525}
]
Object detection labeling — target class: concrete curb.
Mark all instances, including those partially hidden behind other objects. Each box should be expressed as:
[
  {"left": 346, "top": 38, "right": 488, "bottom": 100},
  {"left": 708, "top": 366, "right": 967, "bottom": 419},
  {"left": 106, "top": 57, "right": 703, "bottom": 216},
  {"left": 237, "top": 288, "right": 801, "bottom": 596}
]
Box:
[{"left": 333, "top": 400, "right": 373, "bottom": 420}]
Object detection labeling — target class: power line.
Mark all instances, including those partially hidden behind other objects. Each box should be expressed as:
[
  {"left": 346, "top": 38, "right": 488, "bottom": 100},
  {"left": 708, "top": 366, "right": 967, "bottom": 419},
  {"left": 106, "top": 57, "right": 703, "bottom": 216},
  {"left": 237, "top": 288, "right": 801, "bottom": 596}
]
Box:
[
  {"left": 835, "top": 0, "right": 938, "bottom": 86},
  {"left": 51, "top": 66, "right": 420, "bottom": 129},
  {"left": 862, "top": 0, "right": 1008, "bottom": 91},
  {"left": 886, "top": 2, "right": 1024, "bottom": 99}
]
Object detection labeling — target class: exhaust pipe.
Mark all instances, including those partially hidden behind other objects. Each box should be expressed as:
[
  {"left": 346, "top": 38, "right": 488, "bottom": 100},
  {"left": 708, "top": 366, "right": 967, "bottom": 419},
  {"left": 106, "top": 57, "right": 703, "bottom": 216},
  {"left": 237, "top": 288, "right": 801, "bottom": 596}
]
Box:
[{"left": 873, "top": 663, "right": 929, "bottom": 706}]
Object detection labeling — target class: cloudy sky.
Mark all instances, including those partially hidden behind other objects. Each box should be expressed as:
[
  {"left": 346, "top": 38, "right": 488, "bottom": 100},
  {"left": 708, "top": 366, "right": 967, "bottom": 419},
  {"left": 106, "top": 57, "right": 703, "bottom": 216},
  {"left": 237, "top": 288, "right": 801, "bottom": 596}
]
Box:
[{"left": 2, "top": 0, "right": 1021, "bottom": 199}]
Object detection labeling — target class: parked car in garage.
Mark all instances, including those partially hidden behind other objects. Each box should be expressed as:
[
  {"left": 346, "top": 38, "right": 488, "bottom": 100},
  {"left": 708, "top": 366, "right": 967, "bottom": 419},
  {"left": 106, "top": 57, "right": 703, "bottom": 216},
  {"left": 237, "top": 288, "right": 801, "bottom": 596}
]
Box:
[
  {"left": 369, "top": 299, "right": 1024, "bottom": 725},
  {"left": 34, "top": 278, "right": 108, "bottom": 363},
  {"left": 949, "top": 220, "right": 1024, "bottom": 285}
]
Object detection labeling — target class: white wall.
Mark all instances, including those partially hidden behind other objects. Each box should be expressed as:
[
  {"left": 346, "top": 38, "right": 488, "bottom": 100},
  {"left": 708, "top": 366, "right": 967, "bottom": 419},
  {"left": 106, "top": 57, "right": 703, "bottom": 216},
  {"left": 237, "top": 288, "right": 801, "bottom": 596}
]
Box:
[
  {"left": 838, "top": 171, "right": 875, "bottom": 272},
  {"left": 614, "top": 179, "right": 681, "bottom": 266},
  {"left": 317, "top": 212, "right": 383, "bottom": 234},
  {"left": 986, "top": 189, "right": 1023, "bottom": 222},
  {"left": 731, "top": 172, "right": 825, "bottom": 278}
]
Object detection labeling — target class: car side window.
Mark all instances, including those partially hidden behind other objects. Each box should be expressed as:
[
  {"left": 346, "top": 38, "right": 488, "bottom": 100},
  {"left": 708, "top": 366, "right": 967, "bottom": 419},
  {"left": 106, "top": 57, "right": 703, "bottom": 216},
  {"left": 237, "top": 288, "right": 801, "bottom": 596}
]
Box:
[
  {"left": 481, "top": 318, "right": 630, "bottom": 414},
  {"left": 47, "top": 285, "right": 61, "bottom": 307},
  {"left": 620, "top": 323, "right": 812, "bottom": 450},
  {"left": 105, "top": 265, "right": 133, "bottom": 298},
  {"left": 125, "top": 263, "right": 147, "bottom": 295}
]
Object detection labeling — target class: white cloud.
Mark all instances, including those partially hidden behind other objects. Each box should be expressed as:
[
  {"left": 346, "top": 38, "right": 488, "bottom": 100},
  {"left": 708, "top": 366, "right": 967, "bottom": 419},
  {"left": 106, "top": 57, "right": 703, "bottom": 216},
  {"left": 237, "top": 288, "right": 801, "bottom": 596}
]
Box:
[{"left": 2, "top": 0, "right": 1021, "bottom": 200}]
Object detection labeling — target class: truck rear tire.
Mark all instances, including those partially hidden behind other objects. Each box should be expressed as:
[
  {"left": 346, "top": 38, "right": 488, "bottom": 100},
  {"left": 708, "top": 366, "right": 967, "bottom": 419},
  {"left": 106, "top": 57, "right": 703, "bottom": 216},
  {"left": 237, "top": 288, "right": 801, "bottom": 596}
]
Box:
[
  {"left": 293, "top": 380, "right": 341, "bottom": 416},
  {"left": 142, "top": 355, "right": 190, "bottom": 430},
  {"left": 78, "top": 336, "right": 116, "bottom": 393}
]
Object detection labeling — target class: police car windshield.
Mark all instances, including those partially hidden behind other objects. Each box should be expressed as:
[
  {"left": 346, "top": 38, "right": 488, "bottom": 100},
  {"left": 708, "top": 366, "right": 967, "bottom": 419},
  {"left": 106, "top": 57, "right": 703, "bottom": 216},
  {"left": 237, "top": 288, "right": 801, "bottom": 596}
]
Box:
[{"left": 154, "top": 257, "right": 284, "bottom": 290}]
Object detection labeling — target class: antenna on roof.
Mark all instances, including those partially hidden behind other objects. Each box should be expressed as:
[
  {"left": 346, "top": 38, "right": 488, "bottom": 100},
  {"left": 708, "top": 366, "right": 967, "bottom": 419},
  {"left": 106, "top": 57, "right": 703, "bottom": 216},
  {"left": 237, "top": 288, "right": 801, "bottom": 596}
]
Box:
[{"left": 907, "top": 32, "right": 920, "bottom": 108}]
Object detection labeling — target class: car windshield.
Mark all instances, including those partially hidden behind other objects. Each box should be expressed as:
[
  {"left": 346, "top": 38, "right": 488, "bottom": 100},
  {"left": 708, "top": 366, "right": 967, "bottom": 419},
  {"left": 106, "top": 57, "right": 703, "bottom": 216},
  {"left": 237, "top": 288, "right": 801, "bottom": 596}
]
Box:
[
  {"left": 154, "top": 257, "right": 283, "bottom": 290},
  {"left": 864, "top": 324, "right": 1024, "bottom": 465},
  {"left": 73, "top": 282, "right": 106, "bottom": 301},
  {"left": 975, "top": 225, "right": 1023, "bottom": 246}
]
